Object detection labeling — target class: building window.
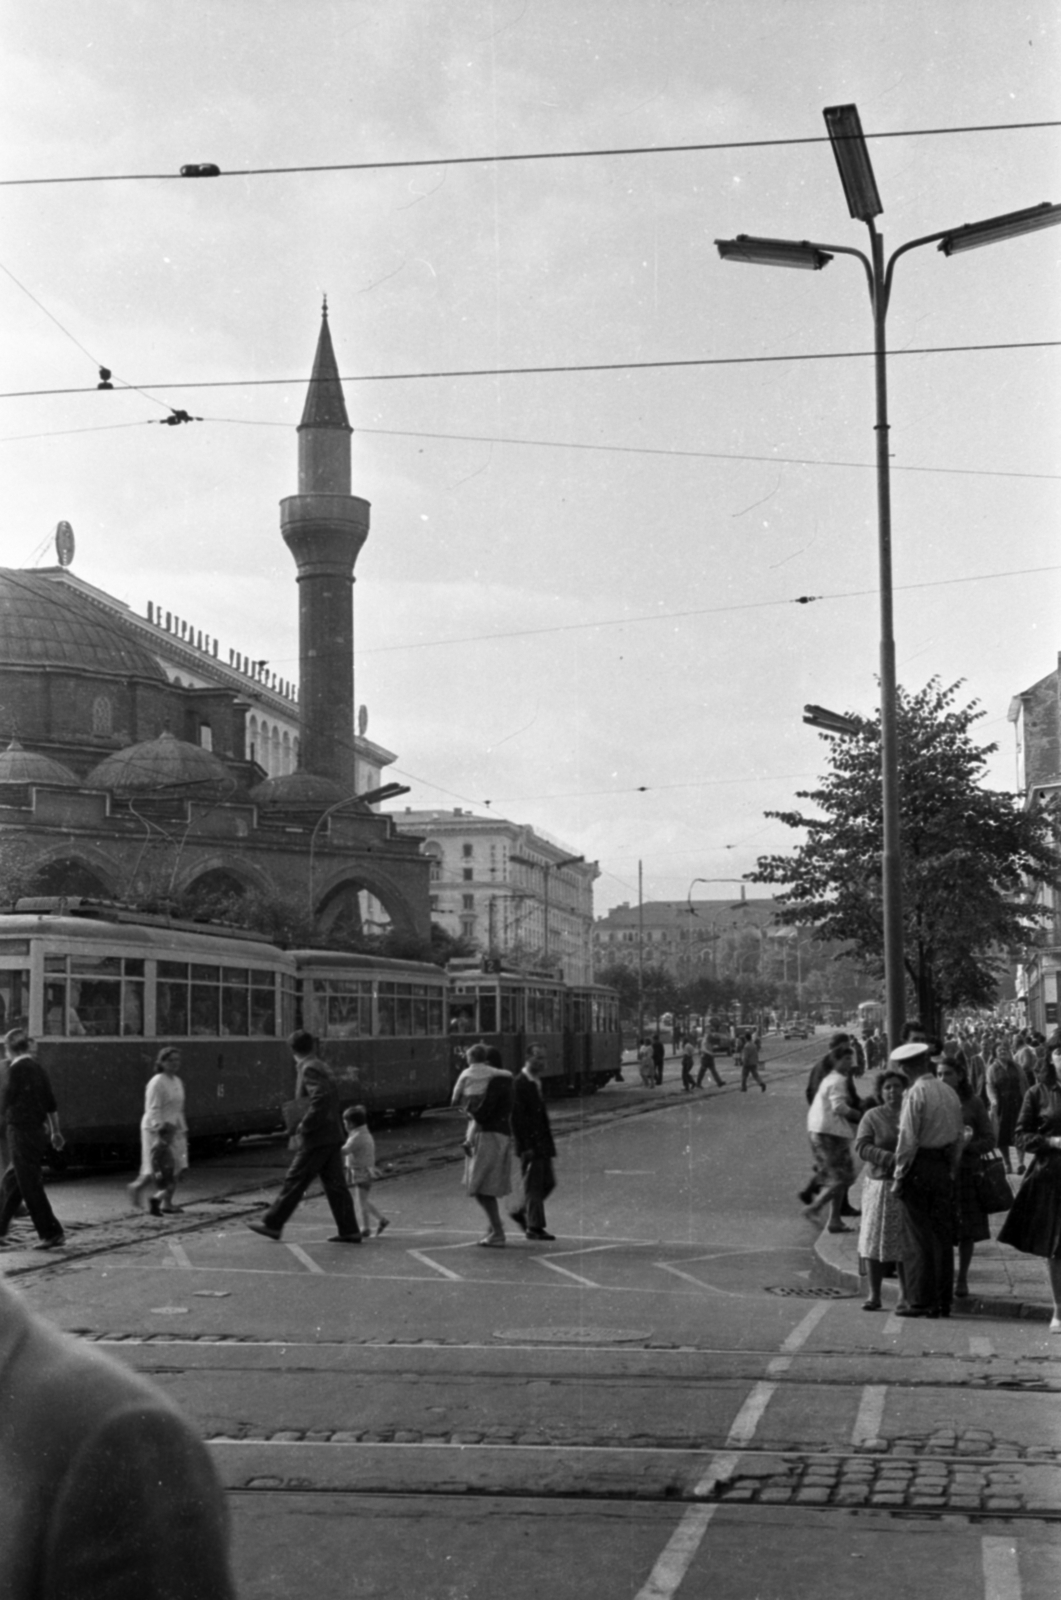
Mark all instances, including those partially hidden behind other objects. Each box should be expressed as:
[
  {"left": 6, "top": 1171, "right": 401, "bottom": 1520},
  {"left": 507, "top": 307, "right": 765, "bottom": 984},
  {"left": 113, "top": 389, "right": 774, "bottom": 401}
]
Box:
[
  {"left": 463, "top": 868, "right": 473, "bottom": 882},
  {"left": 462, "top": 894, "right": 474, "bottom": 910},
  {"left": 429, "top": 896, "right": 439, "bottom": 912},
  {"left": 198, "top": 724, "right": 213, "bottom": 751},
  {"left": 461, "top": 917, "right": 476, "bottom": 938},
  {"left": 462, "top": 843, "right": 473, "bottom": 859},
  {"left": 91, "top": 696, "right": 113, "bottom": 735}
]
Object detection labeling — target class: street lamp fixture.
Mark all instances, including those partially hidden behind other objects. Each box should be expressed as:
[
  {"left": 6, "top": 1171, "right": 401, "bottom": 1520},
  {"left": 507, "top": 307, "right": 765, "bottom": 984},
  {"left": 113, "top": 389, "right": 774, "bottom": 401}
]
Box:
[
  {"left": 937, "top": 200, "right": 1061, "bottom": 256},
  {"left": 823, "top": 103, "right": 883, "bottom": 221},
  {"left": 716, "top": 99, "right": 1061, "bottom": 1048},
  {"left": 802, "top": 704, "right": 861, "bottom": 737},
  {"left": 715, "top": 236, "right": 833, "bottom": 271}
]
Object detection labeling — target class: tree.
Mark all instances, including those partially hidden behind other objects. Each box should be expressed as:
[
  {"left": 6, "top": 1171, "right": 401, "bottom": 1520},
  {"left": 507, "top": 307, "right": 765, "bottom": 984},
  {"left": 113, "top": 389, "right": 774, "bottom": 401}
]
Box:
[
  {"left": 751, "top": 679, "right": 1060, "bottom": 1031},
  {"left": 593, "top": 961, "right": 641, "bottom": 1019}
]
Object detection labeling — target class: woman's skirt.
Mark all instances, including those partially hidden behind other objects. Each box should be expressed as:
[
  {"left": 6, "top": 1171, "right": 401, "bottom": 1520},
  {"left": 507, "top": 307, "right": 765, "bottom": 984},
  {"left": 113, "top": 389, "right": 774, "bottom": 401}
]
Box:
[
  {"left": 858, "top": 1175, "right": 906, "bottom": 1265},
  {"left": 998, "top": 1156, "right": 1061, "bottom": 1258},
  {"left": 956, "top": 1155, "right": 991, "bottom": 1244},
  {"left": 464, "top": 1129, "right": 512, "bottom": 1198}
]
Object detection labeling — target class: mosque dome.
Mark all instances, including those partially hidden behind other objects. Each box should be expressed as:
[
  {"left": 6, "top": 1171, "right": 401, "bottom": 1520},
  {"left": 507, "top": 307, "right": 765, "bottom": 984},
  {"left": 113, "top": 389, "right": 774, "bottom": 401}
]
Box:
[
  {"left": 0, "top": 570, "right": 167, "bottom": 681},
  {"left": 250, "top": 770, "right": 347, "bottom": 810},
  {"left": 86, "top": 731, "right": 232, "bottom": 792},
  {"left": 0, "top": 739, "right": 79, "bottom": 786}
]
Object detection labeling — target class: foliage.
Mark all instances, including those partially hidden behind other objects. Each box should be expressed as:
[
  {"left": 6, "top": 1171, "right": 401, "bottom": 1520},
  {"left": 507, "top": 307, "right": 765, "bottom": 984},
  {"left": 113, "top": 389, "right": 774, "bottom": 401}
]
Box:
[{"left": 750, "top": 678, "right": 1060, "bottom": 1029}]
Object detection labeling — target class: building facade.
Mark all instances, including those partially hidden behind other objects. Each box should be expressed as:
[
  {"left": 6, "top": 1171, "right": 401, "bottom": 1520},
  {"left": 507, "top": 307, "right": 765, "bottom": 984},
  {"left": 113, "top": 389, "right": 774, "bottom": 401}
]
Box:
[
  {"left": 0, "top": 308, "right": 430, "bottom": 946},
  {"left": 1009, "top": 654, "right": 1061, "bottom": 1033},
  {"left": 389, "top": 808, "right": 598, "bottom": 983},
  {"left": 593, "top": 896, "right": 782, "bottom": 984}
]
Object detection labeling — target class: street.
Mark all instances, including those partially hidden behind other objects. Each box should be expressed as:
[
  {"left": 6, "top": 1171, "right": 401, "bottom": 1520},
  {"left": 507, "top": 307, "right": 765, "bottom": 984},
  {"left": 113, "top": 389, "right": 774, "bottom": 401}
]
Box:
[{"left": 7, "top": 1033, "right": 1061, "bottom": 1598}]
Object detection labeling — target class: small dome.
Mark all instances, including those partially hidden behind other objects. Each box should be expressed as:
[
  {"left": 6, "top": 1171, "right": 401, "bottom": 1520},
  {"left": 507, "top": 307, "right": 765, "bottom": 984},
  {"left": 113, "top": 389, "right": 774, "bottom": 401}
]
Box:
[
  {"left": 86, "top": 731, "right": 232, "bottom": 792},
  {"left": 250, "top": 770, "right": 347, "bottom": 809},
  {"left": 0, "top": 739, "right": 79, "bottom": 787},
  {"left": 0, "top": 570, "right": 167, "bottom": 681}
]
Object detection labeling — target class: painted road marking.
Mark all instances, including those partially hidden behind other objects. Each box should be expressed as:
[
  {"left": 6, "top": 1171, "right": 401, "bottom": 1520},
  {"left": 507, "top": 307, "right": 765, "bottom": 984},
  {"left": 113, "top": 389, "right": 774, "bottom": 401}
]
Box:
[
  {"left": 284, "top": 1244, "right": 325, "bottom": 1275},
  {"left": 633, "top": 1302, "right": 832, "bottom": 1600},
  {"left": 970, "top": 1336, "right": 994, "bottom": 1358},
  {"left": 982, "top": 1536, "right": 1021, "bottom": 1600},
  {"left": 654, "top": 1262, "right": 742, "bottom": 1297},
  {"left": 167, "top": 1241, "right": 192, "bottom": 1270},
  {"left": 851, "top": 1384, "right": 887, "bottom": 1447},
  {"left": 407, "top": 1250, "right": 464, "bottom": 1281},
  {"left": 537, "top": 1258, "right": 600, "bottom": 1288}
]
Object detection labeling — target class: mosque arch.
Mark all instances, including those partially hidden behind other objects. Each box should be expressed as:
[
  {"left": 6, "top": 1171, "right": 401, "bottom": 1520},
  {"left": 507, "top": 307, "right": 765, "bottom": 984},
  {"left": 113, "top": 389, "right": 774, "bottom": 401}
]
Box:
[
  {"left": 26, "top": 854, "right": 116, "bottom": 900},
  {"left": 313, "top": 864, "right": 419, "bottom": 944}
]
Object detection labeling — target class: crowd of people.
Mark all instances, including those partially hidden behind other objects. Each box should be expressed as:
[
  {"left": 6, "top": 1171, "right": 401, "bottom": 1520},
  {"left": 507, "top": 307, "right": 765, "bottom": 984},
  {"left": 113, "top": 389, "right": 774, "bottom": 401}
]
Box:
[{"left": 803, "top": 1022, "right": 1061, "bottom": 1327}]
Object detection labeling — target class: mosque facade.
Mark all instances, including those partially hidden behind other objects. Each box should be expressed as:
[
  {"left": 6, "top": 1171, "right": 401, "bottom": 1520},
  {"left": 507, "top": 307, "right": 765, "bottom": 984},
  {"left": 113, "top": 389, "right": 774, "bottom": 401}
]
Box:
[{"left": 0, "top": 309, "right": 431, "bottom": 946}]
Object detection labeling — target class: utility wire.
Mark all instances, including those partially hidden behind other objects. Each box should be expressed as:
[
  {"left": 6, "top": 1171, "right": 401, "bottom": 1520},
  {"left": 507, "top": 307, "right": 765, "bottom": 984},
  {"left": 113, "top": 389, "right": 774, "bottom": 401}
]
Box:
[
  {"left": 2, "top": 116, "right": 1059, "bottom": 187},
  {"left": 355, "top": 562, "right": 1061, "bottom": 656},
  {"left": 3, "top": 337, "right": 1059, "bottom": 401},
  {"left": 2, "top": 414, "right": 1057, "bottom": 487}
]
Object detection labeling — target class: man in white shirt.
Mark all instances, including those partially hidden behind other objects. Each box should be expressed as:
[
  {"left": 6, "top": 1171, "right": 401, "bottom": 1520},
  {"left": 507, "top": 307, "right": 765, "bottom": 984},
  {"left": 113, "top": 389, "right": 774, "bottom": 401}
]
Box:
[
  {"left": 803, "top": 1043, "right": 862, "bottom": 1232},
  {"left": 891, "top": 1039, "right": 964, "bottom": 1319}
]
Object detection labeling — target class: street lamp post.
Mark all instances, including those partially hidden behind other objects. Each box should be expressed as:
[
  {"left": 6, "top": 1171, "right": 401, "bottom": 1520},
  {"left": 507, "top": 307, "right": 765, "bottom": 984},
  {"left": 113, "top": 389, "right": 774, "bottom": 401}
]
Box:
[{"left": 717, "top": 103, "right": 1061, "bottom": 1049}]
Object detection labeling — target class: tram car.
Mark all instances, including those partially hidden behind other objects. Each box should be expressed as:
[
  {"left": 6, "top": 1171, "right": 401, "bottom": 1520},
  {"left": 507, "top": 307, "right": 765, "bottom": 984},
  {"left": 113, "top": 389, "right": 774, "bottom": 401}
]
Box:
[
  {"left": 0, "top": 903, "right": 297, "bottom": 1160},
  {"left": 295, "top": 948, "right": 451, "bottom": 1120},
  {"left": 447, "top": 962, "right": 621, "bottom": 1095}
]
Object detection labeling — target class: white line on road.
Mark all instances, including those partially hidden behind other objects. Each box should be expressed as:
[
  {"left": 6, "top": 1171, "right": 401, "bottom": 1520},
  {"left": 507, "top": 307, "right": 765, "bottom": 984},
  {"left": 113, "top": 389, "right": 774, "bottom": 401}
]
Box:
[
  {"left": 851, "top": 1384, "right": 887, "bottom": 1447},
  {"left": 167, "top": 1241, "right": 192, "bottom": 1270},
  {"left": 982, "top": 1536, "right": 1021, "bottom": 1600},
  {"left": 654, "top": 1262, "right": 742, "bottom": 1297},
  {"left": 633, "top": 1303, "right": 832, "bottom": 1600},
  {"left": 970, "top": 1336, "right": 994, "bottom": 1358},
  {"left": 407, "top": 1250, "right": 464, "bottom": 1281},
  {"left": 284, "top": 1244, "right": 325, "bottom": 1275},
  {"left": 537, "top": 1258, "right": 600, "bottom": 1288}
]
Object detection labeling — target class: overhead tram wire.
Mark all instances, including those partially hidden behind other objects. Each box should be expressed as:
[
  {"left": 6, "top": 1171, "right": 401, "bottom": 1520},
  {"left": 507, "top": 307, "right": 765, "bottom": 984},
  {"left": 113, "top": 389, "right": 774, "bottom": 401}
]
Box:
[
  {"left": 2, "top": 414, "right": 1058, "bottom": 487},
  {"left": 2, "top": 115, "right": 1059, "bottom": 186},
  {"left": 3, "top": 335, "right": 1060, "bottom": 402}
]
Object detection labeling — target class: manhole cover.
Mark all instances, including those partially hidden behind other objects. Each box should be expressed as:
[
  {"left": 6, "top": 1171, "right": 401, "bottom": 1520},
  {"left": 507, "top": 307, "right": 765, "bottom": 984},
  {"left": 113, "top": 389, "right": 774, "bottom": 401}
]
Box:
[
  {"left": 764, "top": 1285, "right": 859, "bottom": 1299},
  {"left": 494, "top": 1326, "right": 652, "bottom": 1343}
]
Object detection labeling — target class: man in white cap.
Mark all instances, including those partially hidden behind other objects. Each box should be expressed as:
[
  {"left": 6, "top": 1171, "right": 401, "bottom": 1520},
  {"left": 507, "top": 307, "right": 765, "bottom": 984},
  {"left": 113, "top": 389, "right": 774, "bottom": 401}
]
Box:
[{"left": 890, "top": 1039, "right": 964, "bottom": 1317}]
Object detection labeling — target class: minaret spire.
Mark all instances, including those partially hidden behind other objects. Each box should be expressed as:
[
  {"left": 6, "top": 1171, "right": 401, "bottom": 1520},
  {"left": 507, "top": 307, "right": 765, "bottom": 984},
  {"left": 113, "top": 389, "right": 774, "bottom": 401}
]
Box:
[{"left": 281, "top": 304, "right": 370, "bottom": 791}]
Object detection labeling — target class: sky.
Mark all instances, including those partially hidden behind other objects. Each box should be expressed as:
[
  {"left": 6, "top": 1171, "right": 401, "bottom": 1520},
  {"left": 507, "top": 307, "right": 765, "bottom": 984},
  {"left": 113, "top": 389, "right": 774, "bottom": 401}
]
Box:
[{"left": 3, "top": 1, "right": 1059, "bottom": 917}]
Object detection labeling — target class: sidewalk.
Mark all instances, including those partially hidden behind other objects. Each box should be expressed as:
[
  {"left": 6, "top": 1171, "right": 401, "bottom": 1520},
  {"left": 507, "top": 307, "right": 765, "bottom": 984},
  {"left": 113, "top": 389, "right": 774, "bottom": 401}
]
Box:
[{"left": 813, "top": 1177, "right": 1055, "bottom": 1322}]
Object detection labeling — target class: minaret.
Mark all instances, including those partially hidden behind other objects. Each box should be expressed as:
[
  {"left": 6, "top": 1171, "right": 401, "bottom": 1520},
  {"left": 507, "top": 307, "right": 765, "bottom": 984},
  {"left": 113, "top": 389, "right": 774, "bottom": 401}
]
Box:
[{"left": 280, "top": 302, "right": 369, "bottom": 792}]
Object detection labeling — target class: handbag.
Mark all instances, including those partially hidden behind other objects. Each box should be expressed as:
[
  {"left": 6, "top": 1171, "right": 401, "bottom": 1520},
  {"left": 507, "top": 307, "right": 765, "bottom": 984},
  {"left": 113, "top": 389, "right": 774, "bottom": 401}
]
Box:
[
  {"left": 281, "top": 1096, "right": 311, "bottom": 1135},
  {"left": 974, "top": 1151, "right": 1014, "bottom": 1213}
]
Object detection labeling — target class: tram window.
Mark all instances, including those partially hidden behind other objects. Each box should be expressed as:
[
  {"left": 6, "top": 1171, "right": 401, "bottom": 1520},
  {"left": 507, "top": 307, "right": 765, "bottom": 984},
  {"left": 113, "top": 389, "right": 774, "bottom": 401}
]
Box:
[
  {"left": 0, "top": 969, "right": 28, "bottom": 1033},
  {"left": 250, "top": 978, "right": 277, "bottom": 1036},
  {"left": 221, "top": 983, "right": 249, "bottom": 1037},
  {"left": 412, "top": 992, "right": 429, "bottom": 1036},
  {"left": 478, "top": 993, "right": 497, "bottom": 1033},
  {"left": 157, "top": 978, "right": 188, "bottom": 1036},
  {"left": 324, "top": 980, "right": 368, "bottom": 1039},
  {"left": 500, "top": 990, "right": 522, "bottom": 1033},
  {"left": 190, "top": 969, "right": 220, "bottom": 1036},
  {"left": 377, "top": 985, "right": 396, "bottom": 1037},
  {"left": 43, "top": 980, "right": 70, "bottom": 1036},
  {"left": 449, "top": 1006, "right": 474, "bottom": 1034},
  {"left": 394, "top": 991, "right": 413, "bottom": 1035},
  {"left": 121, "top": 980, "right": 144, "bottom": 1036},
  {"left": 280, "top": 977, "right": 298, "bottom": 1036},
  {"left": 428, "top": 995, "right": 444, "bottom": 1034}
]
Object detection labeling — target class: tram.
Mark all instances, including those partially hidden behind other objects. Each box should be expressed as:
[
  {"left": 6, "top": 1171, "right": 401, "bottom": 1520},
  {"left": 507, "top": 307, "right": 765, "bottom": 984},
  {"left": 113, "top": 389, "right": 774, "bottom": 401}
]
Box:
[
  {"left": 447, "top": 963, "right": 621, "bottom": 1095},
  {"left": 295, "top": 948, "right": 451, "bottom": 1120},
  {"left": 0, "top": 903, "right": 622, "bottom": 1154}
]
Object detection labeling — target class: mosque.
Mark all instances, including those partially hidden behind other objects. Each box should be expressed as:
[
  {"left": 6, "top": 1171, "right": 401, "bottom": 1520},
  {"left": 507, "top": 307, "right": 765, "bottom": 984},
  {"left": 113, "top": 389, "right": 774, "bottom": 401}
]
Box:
[{"left": 0, "top": 308, "right": 431, "bottom": 946}]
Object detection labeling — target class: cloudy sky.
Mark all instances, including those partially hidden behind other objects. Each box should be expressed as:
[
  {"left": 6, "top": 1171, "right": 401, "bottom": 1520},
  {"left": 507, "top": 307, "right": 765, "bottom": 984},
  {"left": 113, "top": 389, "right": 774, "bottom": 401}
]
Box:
[{"left": 3, "top": 2, "right": 1058, "bottom": 915}]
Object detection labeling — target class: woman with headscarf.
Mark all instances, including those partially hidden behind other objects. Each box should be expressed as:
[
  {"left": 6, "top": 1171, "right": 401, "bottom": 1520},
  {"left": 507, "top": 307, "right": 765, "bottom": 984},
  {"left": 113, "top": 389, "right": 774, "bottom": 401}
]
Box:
[
  {"left": 998, "top": 1049, "right": 1061, "bottom": 1333},
  {"left": 854, "top": 1068, "right": 908, "bottom": 1311},
  {"left": 463, "top": 1069, "right": 514, "bottom": 1248},
  {"left": 986, "top": 1039, "right": 1026, "bottom": 1175},
  {"left": 127, "top": 1047, "right": 189, "bottom": 1216}
]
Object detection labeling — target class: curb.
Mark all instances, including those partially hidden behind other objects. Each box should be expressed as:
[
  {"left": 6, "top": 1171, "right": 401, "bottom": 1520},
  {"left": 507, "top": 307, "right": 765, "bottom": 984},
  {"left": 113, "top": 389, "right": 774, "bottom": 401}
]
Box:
[{"left": 811, "top": 1227, "right": 1055, "bottom": 1324}]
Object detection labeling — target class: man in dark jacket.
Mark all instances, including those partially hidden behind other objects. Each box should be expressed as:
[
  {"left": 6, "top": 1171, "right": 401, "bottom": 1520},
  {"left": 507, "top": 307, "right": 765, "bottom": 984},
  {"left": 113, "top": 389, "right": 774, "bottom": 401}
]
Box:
[
  {"left": 248, "top": 1030, "right": 361, "bottom": 1243},
  {"left": 0, "top": 1028, "right": 65, "bottom": 1249},
  {"left": 509, "top": 1045, "right": 558, "bottom": 1240}
]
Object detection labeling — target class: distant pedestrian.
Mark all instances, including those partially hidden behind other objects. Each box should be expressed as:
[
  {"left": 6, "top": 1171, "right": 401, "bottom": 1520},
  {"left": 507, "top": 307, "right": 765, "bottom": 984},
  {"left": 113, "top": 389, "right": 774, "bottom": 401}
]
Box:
[
  {"left": 638, "top": 1040, "right": 655, "bottom": 1088},
  {"left": 509, "top": 1044, "right": 557, "bottom": 1240},
  {"left": 697, "top": 1045, "right": 724, "bottom": 1087},
  {"left": 465, "top": 1072, "right": 514, "bottom": 1247},
  {"left": 342, "top": 1105, "right": 389, "bottom": 1237},
  {"left": 248, "top": 1031, "right": 361, "bottom": 1243},
  {"left": 740, "top": 1033, "right": 766, "bottom": 1092},
  {"left": 128, "top": 1046, "right": 188, "bottom": 1216},
  {"left": 986, "top": 1041, "right": 1025, "bottom": 1174},
  {"left": 680, "top": 1041, "right": 696, "bottom": 1091},
  {"left": 0, "top": 1027, "right": 66, "bottom": 1250},
  {"left": 651, "top": 1034, "right": 665, "bottom": 1086}
]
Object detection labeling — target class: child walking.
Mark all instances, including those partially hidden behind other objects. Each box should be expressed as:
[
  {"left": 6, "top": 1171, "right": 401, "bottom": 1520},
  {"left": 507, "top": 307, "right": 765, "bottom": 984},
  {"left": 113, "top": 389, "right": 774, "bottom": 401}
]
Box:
[{"left": 341, "top": 1106, "right": 389, "bottom": 1237}]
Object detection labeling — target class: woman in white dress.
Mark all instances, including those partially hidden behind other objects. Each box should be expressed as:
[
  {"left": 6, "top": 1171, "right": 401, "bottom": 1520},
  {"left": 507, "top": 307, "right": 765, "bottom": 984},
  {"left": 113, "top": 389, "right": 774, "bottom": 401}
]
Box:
[{"left": 127, "top": 1048, "right": 189, "bottom": 1215}]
